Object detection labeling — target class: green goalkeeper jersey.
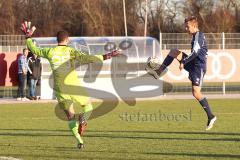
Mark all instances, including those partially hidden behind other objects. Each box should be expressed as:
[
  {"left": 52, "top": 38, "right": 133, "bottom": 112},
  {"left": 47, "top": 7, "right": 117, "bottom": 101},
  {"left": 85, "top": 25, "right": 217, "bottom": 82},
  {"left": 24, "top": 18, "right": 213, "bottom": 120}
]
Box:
[{"left": 26, "top": 38, "right": 103, "bottom": 104}]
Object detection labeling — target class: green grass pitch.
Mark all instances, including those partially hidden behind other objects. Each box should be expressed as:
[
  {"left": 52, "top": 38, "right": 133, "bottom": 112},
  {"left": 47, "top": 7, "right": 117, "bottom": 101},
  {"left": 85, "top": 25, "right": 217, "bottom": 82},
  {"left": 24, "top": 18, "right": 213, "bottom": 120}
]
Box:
[{"left": 0, "top": 99, "right": 240, "bottom": 160}]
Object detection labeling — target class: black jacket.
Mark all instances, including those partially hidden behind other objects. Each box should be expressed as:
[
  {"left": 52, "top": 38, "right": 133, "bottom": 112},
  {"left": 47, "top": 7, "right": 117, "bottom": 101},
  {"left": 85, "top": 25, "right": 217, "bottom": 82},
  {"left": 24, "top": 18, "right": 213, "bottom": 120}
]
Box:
[{"left": 27, "top": 56, "right": 42, "bottom": 80}]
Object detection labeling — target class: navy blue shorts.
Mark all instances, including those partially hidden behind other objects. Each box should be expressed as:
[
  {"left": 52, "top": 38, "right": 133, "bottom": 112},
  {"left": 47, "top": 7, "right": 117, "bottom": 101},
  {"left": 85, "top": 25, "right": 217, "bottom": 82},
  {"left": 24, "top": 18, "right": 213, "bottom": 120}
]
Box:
[
  {"left": 181, "top": 53, "right": 206, "bottom": 87},
  {"left": 185, "top": 65, "right": 205, "bottom": 87}
]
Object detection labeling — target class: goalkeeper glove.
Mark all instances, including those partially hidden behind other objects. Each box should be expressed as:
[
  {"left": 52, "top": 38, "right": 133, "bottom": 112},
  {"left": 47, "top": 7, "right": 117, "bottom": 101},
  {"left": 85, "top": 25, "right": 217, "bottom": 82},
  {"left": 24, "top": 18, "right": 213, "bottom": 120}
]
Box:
[
  {"left": 20, "top": 21, "right": 36, "bottom": 38},
  {"left": 103, "top": 49, "right": 121, "bottom": 60}
]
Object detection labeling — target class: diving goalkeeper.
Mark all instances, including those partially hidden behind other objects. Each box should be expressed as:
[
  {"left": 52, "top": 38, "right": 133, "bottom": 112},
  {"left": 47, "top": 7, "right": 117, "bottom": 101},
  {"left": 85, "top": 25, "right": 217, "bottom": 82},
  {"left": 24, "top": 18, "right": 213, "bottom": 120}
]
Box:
[{"left": 21, "top": 22, "right": 120, "bottom": 149}]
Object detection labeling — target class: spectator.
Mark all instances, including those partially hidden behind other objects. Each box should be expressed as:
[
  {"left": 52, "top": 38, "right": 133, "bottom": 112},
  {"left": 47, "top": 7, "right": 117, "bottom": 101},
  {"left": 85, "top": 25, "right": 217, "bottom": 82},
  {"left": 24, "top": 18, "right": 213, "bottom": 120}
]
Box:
[
  {"left": 17, "top": 48, "right": 29, "bottom": 101},
  {"left": 27, "top": 51, "right": 33, "bottom": 92},
  {"left": 27, "top": 54, "right": 42, "bottom": 100}
]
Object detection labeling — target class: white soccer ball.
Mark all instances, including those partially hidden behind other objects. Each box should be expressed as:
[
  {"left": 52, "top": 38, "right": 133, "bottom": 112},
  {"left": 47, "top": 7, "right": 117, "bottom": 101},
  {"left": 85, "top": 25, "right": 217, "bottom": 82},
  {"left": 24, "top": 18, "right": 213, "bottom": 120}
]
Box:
[{"left": 147, "top": 57, "right": 161, "bottom": 69}]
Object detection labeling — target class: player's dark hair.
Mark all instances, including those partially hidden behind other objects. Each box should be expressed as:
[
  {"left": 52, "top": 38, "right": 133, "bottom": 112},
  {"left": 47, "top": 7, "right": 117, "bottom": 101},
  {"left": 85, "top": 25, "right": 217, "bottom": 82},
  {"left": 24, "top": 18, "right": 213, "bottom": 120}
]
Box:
[
  {"left": 57, "top": 31, "right": 69, "bottom": 43},
  {"left": 184, "top": 16, "right": 198, "bottom": 23}
]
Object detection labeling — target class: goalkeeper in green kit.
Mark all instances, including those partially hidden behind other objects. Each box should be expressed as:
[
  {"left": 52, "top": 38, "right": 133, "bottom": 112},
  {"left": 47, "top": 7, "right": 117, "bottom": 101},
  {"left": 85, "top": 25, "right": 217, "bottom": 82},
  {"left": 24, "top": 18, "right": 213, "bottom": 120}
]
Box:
[{"left": 21, "top": 21, "right": 121, "bottom": 149}]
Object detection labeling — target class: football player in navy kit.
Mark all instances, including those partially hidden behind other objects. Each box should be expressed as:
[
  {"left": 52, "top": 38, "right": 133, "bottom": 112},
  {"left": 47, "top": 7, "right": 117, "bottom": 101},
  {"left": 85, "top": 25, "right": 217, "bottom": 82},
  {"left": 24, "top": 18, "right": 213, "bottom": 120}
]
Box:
[{"left": 147, "top": 16, "right": 217, "bottom": 130}]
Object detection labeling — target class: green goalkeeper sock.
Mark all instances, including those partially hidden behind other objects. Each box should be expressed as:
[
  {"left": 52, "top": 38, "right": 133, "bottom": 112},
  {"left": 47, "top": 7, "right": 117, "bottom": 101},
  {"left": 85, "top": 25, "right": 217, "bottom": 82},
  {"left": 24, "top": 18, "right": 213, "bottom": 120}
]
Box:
[
  {"left": 68, "top": 120, "right": 83, "bottom": 144},
  {"left": 82, "top": 104, "right": 93, "bottom": 120}
]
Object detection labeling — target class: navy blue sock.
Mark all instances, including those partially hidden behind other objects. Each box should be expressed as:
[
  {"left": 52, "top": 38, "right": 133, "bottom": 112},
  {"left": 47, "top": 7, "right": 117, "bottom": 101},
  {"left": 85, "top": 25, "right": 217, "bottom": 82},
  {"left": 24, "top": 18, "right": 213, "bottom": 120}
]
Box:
[
  {"left": 163, "top": 55, "right": 174, "bottom": 67},
  {"left": 199, "top": 98, "right": 214, "bottom": 119},
  {"left": 158, "top": 55, "right": 174, "bottom": 72}
]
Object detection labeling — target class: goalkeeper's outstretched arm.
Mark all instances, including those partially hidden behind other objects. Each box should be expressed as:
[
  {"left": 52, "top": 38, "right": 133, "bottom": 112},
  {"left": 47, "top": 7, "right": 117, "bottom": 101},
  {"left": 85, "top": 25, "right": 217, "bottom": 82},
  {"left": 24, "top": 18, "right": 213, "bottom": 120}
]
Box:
[
  {"left": 21, "top": 21, "right": 50, "bottom": 58},
  {"left": 71, "top": 49, "right": 103, "bottom": 64},
  {"left": 72, "top": 49, "right": 121, "bottom": 64},
  {"left": 26, "top": 38, "right": 50, "bottom": 59}
]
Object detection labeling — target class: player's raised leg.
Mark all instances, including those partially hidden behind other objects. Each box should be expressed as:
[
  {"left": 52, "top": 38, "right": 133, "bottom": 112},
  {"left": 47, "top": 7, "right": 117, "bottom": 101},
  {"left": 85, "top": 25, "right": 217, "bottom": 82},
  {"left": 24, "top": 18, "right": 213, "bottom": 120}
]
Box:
[{"left": 146, "top": 48, "right": 183, "bottom": 79}]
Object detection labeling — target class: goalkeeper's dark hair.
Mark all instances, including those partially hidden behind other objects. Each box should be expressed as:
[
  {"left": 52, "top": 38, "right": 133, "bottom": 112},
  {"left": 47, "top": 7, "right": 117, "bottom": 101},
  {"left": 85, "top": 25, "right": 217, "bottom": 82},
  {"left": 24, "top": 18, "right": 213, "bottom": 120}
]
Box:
[{"left": 57, "top": 31, "right": 69, "bottom": 43}]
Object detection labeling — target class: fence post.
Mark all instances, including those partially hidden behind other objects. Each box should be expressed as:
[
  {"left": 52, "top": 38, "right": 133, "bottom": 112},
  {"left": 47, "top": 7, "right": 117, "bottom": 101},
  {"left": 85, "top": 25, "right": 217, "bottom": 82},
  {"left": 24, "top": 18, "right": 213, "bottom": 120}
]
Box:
[
  {"left": 159, "top": 32, "right": 162, "bottom": 53},
  {"left": 222, "top": 32, "right": 226, "bottom": 94},
  {"left": 153, "top": 39, "right": 156, "bottom": 57},
  {"left": 222, "top": 32, "right": 225, "bottom": 50}
]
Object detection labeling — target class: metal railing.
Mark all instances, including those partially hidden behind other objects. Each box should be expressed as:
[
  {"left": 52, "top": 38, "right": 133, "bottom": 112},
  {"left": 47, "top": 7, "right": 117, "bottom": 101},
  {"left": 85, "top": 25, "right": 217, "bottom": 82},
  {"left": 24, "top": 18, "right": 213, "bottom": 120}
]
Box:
[
  {"left": 0, "top": 35, "right": 26, "bottom": 52},
  {"left": 160, "top": 32, "right": 240, "bottom": 50},
  {"left": 1, "top": 33, "right": 240, "bottom": 52},
  {"left": 0, "top": 34, "right": 240, "bottom": 98}
]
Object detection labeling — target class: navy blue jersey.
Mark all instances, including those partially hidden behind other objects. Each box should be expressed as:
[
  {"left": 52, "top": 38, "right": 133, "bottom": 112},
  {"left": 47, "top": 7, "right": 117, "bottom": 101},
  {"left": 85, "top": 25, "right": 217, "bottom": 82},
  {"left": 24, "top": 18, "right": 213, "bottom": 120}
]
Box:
[{"left": 183, "top": 31, "right": 208, "bottom": 72}]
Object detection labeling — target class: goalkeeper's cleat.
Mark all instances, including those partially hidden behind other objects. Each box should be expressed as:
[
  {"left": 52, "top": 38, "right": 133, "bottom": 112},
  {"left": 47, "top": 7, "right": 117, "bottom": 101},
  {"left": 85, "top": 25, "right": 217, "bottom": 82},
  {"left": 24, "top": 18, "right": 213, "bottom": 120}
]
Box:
[
  {"left": 206, "top": 116, "right": 217, "bottom": 131},
  {"left": 78, "top": 114, "right": 87, "bottom": 135},
  {"left": 77, "top": 143, "right": 84, "bottom": 150},
  {"left": 145, "top": 65, "right": 167, "bottom": 79},
  {"left": 78, "top": 121, "right": 87, "bottom": 135}
]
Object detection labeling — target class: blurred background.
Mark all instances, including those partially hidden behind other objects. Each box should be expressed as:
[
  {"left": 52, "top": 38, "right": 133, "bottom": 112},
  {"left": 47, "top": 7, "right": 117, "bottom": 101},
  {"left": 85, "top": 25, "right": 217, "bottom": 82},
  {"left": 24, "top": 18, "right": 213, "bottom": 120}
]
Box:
[{"left": 0, "top": 0, "right": 239, "bottom": 37}]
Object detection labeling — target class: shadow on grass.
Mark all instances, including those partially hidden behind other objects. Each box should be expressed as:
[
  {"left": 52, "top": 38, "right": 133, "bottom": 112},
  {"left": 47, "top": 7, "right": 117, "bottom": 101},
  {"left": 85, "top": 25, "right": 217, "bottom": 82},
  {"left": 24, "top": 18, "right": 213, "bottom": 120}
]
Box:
[
  {"left": 1, "top": 144, "right": 240, "bottom": 159},
  {"left": 1, "top": 128, "right": 240, "bottom": 136},
  {"left": 144, "top": 152, "right": 240, "bottom": 159},
  {"left": 0, "top": 144, "right": 77, "bottom": 151},
  {"left": 0, "top": 153, "right": 127, "bottom": 160},
  {"left": 1, "top": 133, "right": 239, "bottom": 142},
  {"left": 84, "top": 134, "right": 240, "bottom": 142},
  {"left": 84, "top": 150, "right": 240, "bottom": 159},
  {"left": 1, "top": 151, "right": 239, "bottom": 160},
  {"left": 0, "top": 132, "right": 71, "bottom": 137},
  {"left": 87, "top": 130, "right": 240, "bottom": 136},
  {"left": 0, "top": 128, "right": 240, "bottom": 141},
  {"left": 0, "top": 128, "right": 69, "bottom": 132}
]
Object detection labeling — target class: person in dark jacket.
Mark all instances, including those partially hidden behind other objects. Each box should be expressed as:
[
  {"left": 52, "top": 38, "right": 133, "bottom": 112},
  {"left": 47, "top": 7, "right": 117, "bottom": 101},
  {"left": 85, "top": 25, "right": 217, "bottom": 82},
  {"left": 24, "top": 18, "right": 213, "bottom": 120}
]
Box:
[{"left": 27, "top": 53, "right": 42, "bottom": 100}]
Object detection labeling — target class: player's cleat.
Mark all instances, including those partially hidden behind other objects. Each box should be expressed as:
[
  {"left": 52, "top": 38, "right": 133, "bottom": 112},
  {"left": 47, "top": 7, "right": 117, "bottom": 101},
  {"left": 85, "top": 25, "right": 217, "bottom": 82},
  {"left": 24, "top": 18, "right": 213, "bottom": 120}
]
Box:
[
  {"left": 78, "top": 114, "right": 87, "bottom": 135},
  {"left": 206, "top": 116, "right": 217, "bottom": 130},
  {"left": 78, "top": 121, "right": 87, "bottom": 135},
  {"left": 77, "top": 143, "right": 84, "bottom": 150},
  {"left": 145, "top": 64, "right": 167, "bottom": 79}
]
